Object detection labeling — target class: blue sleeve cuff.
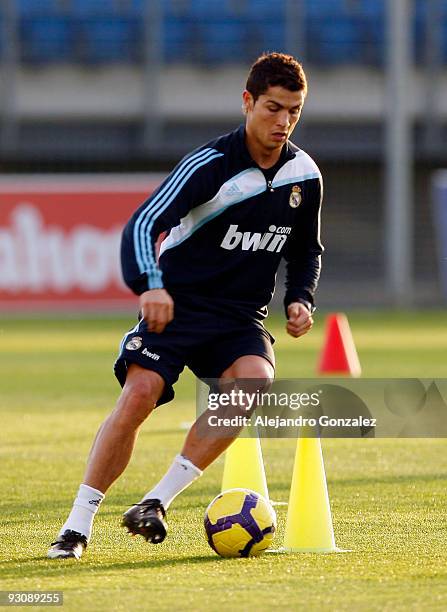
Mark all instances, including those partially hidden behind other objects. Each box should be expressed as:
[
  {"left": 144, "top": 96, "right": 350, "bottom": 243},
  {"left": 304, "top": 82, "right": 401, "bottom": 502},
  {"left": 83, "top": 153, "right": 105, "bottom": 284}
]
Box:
[{"left": 147, "top": 268, "right": 164, "bottom": 290}]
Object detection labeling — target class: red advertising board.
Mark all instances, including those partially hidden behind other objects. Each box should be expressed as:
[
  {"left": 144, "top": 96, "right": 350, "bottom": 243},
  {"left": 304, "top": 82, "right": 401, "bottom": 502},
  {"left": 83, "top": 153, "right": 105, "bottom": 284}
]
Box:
[{"left": 0, "top": 175, "right": 163, "bottom": 311}]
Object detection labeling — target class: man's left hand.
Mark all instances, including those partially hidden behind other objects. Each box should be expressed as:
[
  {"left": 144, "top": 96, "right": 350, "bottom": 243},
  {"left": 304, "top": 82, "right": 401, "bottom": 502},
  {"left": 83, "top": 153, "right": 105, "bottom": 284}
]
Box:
[{"left": 286, "top": 302, "right": 313, "bottom": 338}]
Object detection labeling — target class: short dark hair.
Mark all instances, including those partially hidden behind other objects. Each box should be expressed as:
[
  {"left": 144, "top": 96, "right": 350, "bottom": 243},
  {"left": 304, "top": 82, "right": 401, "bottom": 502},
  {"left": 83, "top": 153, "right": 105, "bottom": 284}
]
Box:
[{"left": 246, "top": 52, "right": 307, "bottom": 101}]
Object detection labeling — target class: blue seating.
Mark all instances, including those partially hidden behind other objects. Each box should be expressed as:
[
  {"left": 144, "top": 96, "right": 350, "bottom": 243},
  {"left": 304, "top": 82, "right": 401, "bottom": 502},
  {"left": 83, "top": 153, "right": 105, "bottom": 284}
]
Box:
[
  {"left": 245, "top": 0, "right": 282, "bottom": 18},
  {"left": 0, "top": 15, "right": 3, "bottom": 59},
  {"left": 188, "top": 0, "right": 241, "bottom": 19},
  {"left": 355, "top": 0, "right": 385, "bottom": 18},
  {"left": 164, "top": 17, "right": 191, "bottom": 62},
  {"left": 243, "top": 21, "right": 286, "bottom": 58},
  {"left": 126, "top": 0, "right": 175, "bottom": 18},
  {"left": 244, "top": 0, "right": 286, "bottom": 53},
  {"left": 18, "top": 0, "right": 63, "bottom": 15},
  {"left": 198, "top": 20, "right": 246, "bottom": 64},
  {"left": 309, "top": 17, "right": 361, "bottom": 65},
  {"left": 439, "top": 1, "right": 447, "bottom": 61},
  {"left": 71, "top": 0, "right": 120, "bottom": 16},
  {"left": 305, "top": 0, "right": 347, "bottom": 18},
  {"left": 70, "top": 0, "right": 141, "bottom": 64},
  {"left": 11, "top": 0, "right": 447, "bottom": 66},
  {"left": 76, "top": 18, "right": 140, "bottom": 63},
  {"left": 20, "top": 16, "right": 73, "bottom": 63}
]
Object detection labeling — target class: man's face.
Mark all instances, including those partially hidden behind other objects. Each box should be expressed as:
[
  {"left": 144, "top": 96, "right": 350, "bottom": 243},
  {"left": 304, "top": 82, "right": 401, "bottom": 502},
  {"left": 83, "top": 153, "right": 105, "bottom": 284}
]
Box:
[{"left": 243, "top": 85, "right": 306, "bottom": 151}]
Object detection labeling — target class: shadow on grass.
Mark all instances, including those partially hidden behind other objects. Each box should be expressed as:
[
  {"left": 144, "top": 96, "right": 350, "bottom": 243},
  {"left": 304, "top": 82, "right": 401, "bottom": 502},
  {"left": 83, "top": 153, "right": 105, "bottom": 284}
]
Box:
[{"left": 0, "top": 554, "right": 220, "bottom": 579}]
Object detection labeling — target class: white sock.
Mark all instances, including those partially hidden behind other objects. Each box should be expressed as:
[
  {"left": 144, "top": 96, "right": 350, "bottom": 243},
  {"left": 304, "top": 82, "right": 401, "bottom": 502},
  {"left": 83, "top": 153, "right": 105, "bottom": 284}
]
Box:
[
  {"left": 142, "top": 454, "right": 203, "bottom": 509},
  {"left": 59, "top": 484, "right": 105, "bottom": 541}
]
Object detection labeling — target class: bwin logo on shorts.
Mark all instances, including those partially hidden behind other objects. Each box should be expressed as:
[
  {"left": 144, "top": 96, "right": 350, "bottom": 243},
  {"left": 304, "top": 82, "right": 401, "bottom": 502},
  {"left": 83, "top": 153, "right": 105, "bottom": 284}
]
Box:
[
  {"left": 142, "top": 348, "right": 160, "bottom": 360},
  {"left": 221, "top": 224, "right": 291, "bottom": 253}
]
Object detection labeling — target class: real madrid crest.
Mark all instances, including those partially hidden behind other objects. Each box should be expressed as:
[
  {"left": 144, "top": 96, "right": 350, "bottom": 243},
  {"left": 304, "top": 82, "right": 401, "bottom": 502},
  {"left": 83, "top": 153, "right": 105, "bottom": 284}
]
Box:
[
  {"left": 289, "top": 185, "right": 302, "bottom": 208},
  {"left": 125, "top": 336, "right": 142, "bottom": 351}
]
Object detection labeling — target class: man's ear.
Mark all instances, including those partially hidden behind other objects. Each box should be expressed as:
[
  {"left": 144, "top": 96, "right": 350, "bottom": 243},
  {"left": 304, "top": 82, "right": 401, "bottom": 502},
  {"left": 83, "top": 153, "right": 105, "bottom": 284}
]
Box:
[{"left": 242, "top": 90, "right": 254, "bottom": 113}]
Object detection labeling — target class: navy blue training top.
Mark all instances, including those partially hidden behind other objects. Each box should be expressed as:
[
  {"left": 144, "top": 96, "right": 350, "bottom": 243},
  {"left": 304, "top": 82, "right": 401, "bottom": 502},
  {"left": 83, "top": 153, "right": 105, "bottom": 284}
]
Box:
[{"left": 121, "top": 125, "right": 324, "bottom": 320}]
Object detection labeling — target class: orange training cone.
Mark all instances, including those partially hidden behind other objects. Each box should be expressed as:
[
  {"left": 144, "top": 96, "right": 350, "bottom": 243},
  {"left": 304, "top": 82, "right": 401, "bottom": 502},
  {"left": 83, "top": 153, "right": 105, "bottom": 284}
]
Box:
[{"left": 318, "top": 313, "right": 361, "bottom": 376}]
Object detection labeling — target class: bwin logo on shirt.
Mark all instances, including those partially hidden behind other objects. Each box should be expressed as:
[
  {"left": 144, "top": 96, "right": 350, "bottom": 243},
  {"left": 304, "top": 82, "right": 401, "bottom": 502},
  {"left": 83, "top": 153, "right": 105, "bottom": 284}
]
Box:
[{"left": 221, "top": 224, "right": 291, "bottom": 253}]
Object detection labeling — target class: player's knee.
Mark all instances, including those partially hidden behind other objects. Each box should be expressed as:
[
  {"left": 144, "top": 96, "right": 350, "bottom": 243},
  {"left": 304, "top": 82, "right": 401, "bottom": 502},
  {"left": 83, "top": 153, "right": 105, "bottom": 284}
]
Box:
[
  {"left": 243, "top": 364, "right": 274, "bottom": 383},
  {"left": 117, "top": 371, "right": 163, "bottom": 424},
  {"left": 223, "top": 356, "right": 274, "bottom": 384},
  {"left": 219, "top": 357, "right": 274, "bottom": 416},
  {"left": 116, "top": 388, "right": 156, "bottom": 426}
]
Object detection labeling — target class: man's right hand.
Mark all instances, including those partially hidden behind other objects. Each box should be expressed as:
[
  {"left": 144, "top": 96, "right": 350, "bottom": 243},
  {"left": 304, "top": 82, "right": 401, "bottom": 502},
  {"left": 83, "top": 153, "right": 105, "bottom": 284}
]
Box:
[{"left": 139, "top": 289, "right": 174, "bottom": 334}]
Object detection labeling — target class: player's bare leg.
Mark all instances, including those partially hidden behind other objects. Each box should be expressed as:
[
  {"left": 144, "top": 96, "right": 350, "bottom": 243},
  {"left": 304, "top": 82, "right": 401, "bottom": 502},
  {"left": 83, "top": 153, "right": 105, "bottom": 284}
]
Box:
[
  {"left": 124, "top": 355, "right": 274, "bottom": 545},
  {"left": 48, "top": 364, "right": 164, "bottom": 558},
  {"left": 181, "top": 355, "right": 274, "bottom": 470},
  {"left": 83, "top": 365, "right": 164, "bottom": 492}
]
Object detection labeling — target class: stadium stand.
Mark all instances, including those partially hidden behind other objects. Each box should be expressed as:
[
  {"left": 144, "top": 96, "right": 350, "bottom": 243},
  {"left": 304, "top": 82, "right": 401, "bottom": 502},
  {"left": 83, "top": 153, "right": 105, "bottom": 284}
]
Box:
[{"left": 2, "top": 0, "right": 447, "bottom": 66}]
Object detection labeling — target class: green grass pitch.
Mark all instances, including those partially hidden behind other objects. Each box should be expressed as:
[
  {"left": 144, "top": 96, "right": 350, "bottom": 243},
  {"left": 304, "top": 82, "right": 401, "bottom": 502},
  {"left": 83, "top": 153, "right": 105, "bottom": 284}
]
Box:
[{"left": 1, "top": 311, "right": 446, "bottom": 611}]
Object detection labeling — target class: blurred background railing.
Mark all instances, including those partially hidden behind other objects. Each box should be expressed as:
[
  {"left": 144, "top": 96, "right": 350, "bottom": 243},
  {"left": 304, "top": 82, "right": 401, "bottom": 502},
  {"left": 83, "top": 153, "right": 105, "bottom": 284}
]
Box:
[{"left": 1, "top": 0, "right": 447, "bottom": 309}]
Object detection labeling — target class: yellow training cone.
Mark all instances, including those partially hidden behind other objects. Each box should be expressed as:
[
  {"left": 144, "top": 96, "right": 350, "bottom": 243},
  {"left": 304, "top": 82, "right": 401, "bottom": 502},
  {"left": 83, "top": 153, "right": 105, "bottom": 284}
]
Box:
[
  {"left": 222, "top": 435, "right": 269, "bottom": 501},
  {"left": 283, "top": 436, "right": 337, "bottom": 553}
]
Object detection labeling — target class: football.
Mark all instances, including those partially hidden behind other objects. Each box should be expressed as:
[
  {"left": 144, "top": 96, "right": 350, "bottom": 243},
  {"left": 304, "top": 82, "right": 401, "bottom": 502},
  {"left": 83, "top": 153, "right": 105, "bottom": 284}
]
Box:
[{"left": 204, "top": 488, "right": 277, "bottom": 557}]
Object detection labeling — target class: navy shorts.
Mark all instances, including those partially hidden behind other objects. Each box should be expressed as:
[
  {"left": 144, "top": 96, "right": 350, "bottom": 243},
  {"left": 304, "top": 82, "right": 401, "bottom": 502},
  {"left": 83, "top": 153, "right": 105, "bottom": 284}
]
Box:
[{"left": 114, "top": 293, "right": 275, "bottom": 407}]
